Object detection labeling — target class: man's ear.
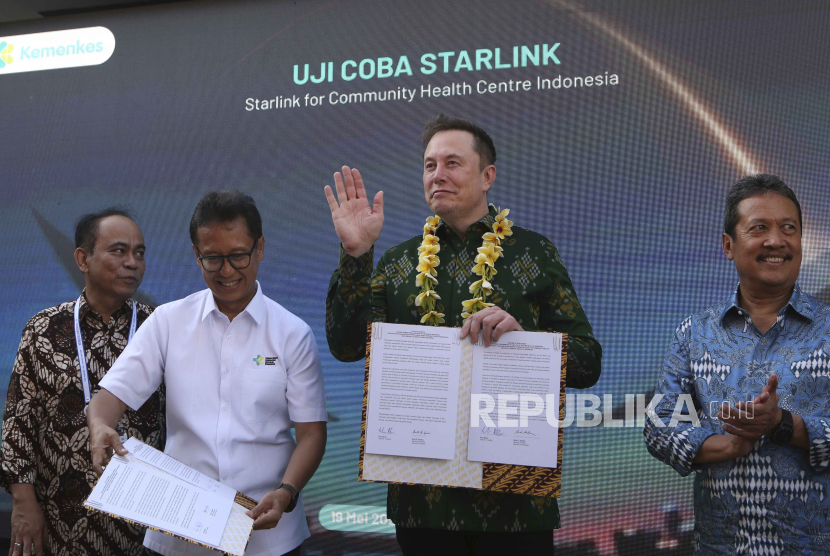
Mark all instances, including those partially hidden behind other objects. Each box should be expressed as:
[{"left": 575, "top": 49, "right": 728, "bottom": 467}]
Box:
[
  {"left": 722, "top": 232, "right": 735, "bottom": 261},
  {"left": 192, "top": 244, "right": 201, "bottom": 268},
  {"left": 481, "top": 165, "right": 496, "bottom": 194},
  {"left": 256, "top": 236, "right": 265, "bottom": 262},
  {"left": 74, "top": 247, "right": 90, "bottom": 273}
]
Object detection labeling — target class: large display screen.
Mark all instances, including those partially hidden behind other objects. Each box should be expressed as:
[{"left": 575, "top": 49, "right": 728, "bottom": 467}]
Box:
[{"left": 2, "top": 0, "right": 829, "bottom": 553}]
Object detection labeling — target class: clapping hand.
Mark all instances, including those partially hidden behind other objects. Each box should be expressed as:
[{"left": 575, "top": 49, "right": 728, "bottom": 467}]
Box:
[{"left": 719, "top": 374, "right": 783, "bottom": 438}]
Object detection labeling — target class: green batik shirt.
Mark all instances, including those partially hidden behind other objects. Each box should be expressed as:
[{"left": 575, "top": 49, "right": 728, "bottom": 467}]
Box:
[{"left": 326, "top": 206, "right": 602, "bottom": 532}]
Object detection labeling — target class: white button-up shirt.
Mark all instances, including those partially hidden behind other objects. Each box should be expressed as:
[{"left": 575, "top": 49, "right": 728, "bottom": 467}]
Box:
[{"left": 100, "top": 283, "right": 327, "bottom": 556}]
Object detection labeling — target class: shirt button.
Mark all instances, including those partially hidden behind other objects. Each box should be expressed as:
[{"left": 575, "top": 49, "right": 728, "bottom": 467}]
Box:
[
  {"left": 226, "top": 335, "right": 232, "bottom": 340},
  {"left": 222, "top": 405, "right": 228, "bottom": 411},
  {"left": 223, "top": 368, "right": 229, "bottom": 375},
  {"left": 219, "top": 439, "right": 225, "bottom": 445},
  {"left": 222, "top": 475, "right": 228, "bottom": 481}
]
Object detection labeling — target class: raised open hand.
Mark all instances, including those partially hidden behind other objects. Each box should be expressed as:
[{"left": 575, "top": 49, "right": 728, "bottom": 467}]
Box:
[{"left": 324, "top": 166, "right": 384, "bottom": 257}]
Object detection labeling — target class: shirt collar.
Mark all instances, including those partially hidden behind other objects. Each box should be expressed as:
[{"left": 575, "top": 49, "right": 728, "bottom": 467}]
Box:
[
  {"left": 78, "top": 289, "right": 135, "bottom": 323},
  {"left": 435, "top": 204, "right": 498, "bottom": 239},
  {"left": 201, "top": 280, "right": 265, "bottom": 324},
  {"left": 719, "top": 282, "right": 814, "bottom": 323}
]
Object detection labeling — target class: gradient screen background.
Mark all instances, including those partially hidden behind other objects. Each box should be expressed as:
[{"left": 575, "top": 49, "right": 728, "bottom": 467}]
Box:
[{"left": 2, "top": 0, "right": 830, "bottom": 553}]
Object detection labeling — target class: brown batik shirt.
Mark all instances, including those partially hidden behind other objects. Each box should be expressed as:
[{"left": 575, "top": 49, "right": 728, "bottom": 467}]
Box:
[{"left": 0, "top": 293, "right": 166, "bottom": 556}]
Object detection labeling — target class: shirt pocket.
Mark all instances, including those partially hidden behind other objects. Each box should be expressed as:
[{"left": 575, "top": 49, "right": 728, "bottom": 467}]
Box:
[{"left": 233, "top": 364, "right": 287, "bottom": 424}]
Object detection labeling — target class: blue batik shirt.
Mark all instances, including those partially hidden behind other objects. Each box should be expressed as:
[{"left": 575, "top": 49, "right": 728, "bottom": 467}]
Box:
[{"left": 644, "top": 283, "right": 830, "bottom": 555}]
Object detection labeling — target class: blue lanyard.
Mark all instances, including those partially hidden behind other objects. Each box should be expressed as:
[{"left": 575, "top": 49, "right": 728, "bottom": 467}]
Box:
[{"left": 74, "top": 295, "right": 137, "bottom": 408}]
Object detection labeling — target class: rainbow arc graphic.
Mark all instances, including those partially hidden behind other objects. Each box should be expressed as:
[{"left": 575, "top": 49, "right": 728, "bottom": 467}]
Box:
[{"left": 0, "top": 42, "right": 13, "bottom": 68}]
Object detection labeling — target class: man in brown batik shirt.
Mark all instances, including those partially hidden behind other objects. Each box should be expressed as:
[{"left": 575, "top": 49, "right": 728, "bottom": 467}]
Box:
[{"left": 0, "top": 209, "right": 165, "bottom": 556}]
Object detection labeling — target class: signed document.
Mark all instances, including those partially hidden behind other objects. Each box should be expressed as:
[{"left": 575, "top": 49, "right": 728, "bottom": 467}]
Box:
[
  {"left": 467, "top": 331, "right": 563, "bottom": 468},
  {"left": 85, "top": 439, "right": 254, "bottom": 555},
  {"left": 123, "top": 437, "right": 237, "bottom": 501},
  {"left": 364, "top": 323, "right": 462, "bottom": 460}
]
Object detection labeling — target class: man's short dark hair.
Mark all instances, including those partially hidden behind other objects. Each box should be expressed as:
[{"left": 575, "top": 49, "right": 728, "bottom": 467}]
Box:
[
  {"left": 724, "top": 174, "right": 802, "bottom": 238},
  {"left": 421, "top": 114, "right": 497, "bottom": 170},
  {"left": 189, "top": 190, "right": 262, "bottom": 244},
  {"left": 74, "top": 208, "right": 134, "bottom": 254}
]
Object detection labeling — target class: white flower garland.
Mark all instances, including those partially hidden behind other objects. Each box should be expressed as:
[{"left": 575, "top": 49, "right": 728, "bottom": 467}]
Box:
[{"left": 415, "top": 208, "right": 513, "bottom": 326}]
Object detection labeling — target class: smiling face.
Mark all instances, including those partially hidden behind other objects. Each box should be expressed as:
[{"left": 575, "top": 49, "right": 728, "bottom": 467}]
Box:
[
  {"left": 82, "top": 215, "right": 146, "bottom": 301},
  {"left": 193, "top": 216, "right": 263, "bottom": 319},
  {"left": 722, "top": 192, "right": 802, "bottom": 296},
  {"left": 423, "top": 129, "right": 495, "bottom": 230}
]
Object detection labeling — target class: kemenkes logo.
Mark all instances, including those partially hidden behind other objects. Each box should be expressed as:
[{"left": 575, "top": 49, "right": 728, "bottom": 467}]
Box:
[
  {"left": 0, "top": 27, "right": 115, "bottom": 75},
  {"left": 0, "top": 42, "right": 12, "bottom": 68}
]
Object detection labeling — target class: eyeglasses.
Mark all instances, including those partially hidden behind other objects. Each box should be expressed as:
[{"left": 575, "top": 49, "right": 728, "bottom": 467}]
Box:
[{"left": 197, "top": 238, "right": 260, "bottom": 272}]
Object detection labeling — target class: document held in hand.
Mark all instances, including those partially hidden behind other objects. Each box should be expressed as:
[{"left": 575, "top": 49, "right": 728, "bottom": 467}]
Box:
[
  {"left": 364, "top": 324, "right": 462, "bottom": 460},
  {"left": 360, "top": 322, "right": 566, "bottom": 497},
  {"left": 84, "top": 438, "right": 255, "bottom": 555},
  {"left": 466, "top": 330, "right": 563, "bottom": 468}
]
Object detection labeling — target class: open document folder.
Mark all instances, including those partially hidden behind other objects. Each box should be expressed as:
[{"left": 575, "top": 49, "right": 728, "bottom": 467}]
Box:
[
  {"left": 84, "top": 438, "right": 255, "bottom": 556},
  {"left": 359, "top": 322, "right": 566, "bottom": 497}
]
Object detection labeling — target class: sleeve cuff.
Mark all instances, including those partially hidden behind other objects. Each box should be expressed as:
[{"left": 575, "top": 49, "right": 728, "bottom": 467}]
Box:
[
  {"left": 289, "top": 408, "right": 329, "bottom": 423},
  {"left": 0, "top": 461, "right": 36, "bottom": 491},
  {"left": 339, "top": 245, "right": 374, "bottom": 280},
  {"left": 98, "top": 383, "right": 145, "bottom": 412},
  {"left": 644, "top": 392, "right": 715, "bottom": 477}
]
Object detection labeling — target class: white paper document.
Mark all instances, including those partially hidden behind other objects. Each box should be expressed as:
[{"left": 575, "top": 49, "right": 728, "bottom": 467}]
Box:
[
  {"left": 85, "top": 453, "right": 234, "bottom": 549},
  {"left": 365, "top": 323, "right": 462, "bottom": 460},
  {"left": 123, "top": 437, "right": 237, "bottom": 501},
  {"left": 467, "top": 331, "right": 562, "bottom": 468}
]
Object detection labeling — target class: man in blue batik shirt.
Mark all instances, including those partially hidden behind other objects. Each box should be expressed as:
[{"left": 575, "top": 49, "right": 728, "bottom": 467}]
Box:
[{"left": 644, "top": 174, "right": 830, "bottom": 555}]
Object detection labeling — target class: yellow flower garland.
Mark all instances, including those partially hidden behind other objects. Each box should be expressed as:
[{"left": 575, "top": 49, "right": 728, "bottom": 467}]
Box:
[{"left": 415, "top": 208, "right": 513, "bottom": 326}]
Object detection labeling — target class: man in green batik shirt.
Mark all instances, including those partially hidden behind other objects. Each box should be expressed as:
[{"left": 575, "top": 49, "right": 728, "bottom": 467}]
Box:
[{"left": 323, "top": 114, "right": 602, "bottom": 555}]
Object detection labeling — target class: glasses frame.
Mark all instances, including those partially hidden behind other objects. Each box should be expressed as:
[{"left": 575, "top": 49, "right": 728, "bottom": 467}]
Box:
[{"left": 196, "top": 237, "right": 260, "bottom": 272}]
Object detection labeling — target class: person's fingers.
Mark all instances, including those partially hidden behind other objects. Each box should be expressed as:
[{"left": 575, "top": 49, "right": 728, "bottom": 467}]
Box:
[
  {"left": 720, "top": 407, "right": 764, "bottom": 430},
  {"left": 718, "top": 407, "right": 747, "bottom": 423},
  {"left": 246, "top": 497, "right": 269, "bottom": 520},
  {"left": 491, "top": 317, "right": 515, "bottom": 343},
  {"left": 21, "top": 533, "right": 31, "bottom": 556},
  {"left": 372, "top": 190, "right": 384, "bottom": 216},
  {"left": 33, "top": 531, "right": 43, "bottom": 556},
  {"left": 343, "top": 165, "right": 357, "bottom": 200},
  {"left": 333, "top": 171, "right": 347, "bottom": 204},
  {"left": 463, "top": 308, "right": 501, "bottom": 345},
  {"left": 467, "top": 315, "right": 482, "bottom": 345},
  {"left": 324, "top": 186, "right": 339, "bottom": 213},
  {"left": 253, "top": 511, "right": 269, "bottom": 530},
  {"left": 9, "top": 534, "right": 20, "bottom": 556},
  {"left": 460, "top": 316, "right": 471, "bottom": 340},
  {"left": 352, "top": 168, "right": 367, "bottom": 200},
  {"left": 111, "top": 434, "right": 127, "bottom": 456},
  {"left": 91, "top": 446, "right": 106, "bottom": 476},
  {"left": 253, "top": 509, "right": 281, "bottom": 530},
  {"left": 480, "top": 309, "right": 510, "bottom": 346},
  {"left": 767, "top": 373, "right": 779, "bottom": 395},
  {"left": 751, "top": 391, "right": 770, "bottom": 404},
  {"left": 480, "top": 314, "right": 498, "bottom": 347},
  {"left": 722, "top": 423, "right": 758, "bottom": 439}
]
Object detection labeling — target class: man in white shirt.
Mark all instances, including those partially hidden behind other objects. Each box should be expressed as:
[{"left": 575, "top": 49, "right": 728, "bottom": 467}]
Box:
[{"left": 87, "top": 190, "right": 328, "bottom": 556}]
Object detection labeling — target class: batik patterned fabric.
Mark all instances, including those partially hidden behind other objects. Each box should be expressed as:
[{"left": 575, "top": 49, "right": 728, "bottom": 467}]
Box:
[
  {"left": 1, "top": 294, "right": 166, "bottom": 556},
  {"left": 327, "top": 206, "right": 602, "bottom": 532},
  {"left": 644, "top": 283, "right": 830, "bottom": 555}
]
